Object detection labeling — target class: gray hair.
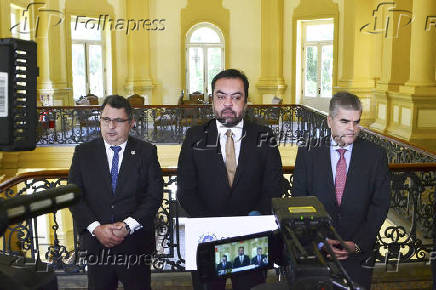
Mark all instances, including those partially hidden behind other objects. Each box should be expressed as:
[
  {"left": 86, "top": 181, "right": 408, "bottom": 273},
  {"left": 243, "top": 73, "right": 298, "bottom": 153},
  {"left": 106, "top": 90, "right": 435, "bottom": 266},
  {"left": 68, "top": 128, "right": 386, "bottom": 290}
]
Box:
[{"left": 329, "top": 91, "right": 362, "bottom": 117}]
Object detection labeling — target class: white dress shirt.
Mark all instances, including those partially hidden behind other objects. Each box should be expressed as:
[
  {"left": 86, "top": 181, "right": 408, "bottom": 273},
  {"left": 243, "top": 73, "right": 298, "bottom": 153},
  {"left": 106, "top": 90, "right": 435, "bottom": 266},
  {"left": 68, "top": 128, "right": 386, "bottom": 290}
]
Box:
[
  {"left": 87, "top": 139, "right": 142, "bottom": 236},
  {"left": 330, "top": 137, "right": 354, "bottom": 183},
  {"left": 216, "top": 119, "right": 244, "bottom": 165}
]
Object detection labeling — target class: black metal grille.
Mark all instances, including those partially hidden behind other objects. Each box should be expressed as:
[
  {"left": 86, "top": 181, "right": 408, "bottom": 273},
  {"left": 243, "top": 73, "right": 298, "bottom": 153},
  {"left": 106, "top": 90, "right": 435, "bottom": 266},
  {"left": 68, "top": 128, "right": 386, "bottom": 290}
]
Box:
[{"left": 0, "top": 38, "right": 38, "bottom": 151}]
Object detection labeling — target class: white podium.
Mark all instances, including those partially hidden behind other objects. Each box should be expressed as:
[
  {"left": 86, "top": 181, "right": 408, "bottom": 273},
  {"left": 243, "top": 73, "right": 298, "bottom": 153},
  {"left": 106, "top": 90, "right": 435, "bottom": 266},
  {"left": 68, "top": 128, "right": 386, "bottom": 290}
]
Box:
[{"left": 182, "top": 215, "right": 278, "bottom": 270}]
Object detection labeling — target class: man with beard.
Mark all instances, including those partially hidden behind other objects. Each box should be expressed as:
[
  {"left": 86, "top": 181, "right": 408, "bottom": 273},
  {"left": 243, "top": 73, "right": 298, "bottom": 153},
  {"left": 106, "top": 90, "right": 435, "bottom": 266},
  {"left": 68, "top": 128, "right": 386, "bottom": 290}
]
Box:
[
  {"left": 233, "top": 247, "right": 250, "bottom": 268},
  {"left": 177, "top": 69, "right": 283, "bottom": 290}
]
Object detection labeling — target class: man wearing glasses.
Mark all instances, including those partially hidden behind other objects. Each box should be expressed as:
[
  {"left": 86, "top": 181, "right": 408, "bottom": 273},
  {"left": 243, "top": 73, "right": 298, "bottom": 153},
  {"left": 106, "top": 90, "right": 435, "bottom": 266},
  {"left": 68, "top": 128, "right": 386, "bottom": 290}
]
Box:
[
  {"left": 69, "top": 95, "right": 163, "bottom": 290},
  {"left": 177, "top": 69, "right": 283, "bottom": 290}
]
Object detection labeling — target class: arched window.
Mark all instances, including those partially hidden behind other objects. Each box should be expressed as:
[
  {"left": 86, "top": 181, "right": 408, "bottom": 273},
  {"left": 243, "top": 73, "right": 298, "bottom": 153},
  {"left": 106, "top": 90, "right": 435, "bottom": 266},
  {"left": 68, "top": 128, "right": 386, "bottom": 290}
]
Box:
[{"left": 186, "top": 23, "right": 224, "bottom": 96}]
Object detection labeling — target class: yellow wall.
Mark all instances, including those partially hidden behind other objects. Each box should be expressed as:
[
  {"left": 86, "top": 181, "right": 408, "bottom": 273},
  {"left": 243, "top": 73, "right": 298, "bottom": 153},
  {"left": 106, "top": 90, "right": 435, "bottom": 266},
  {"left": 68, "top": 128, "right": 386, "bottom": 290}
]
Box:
[
  {"left": 282, "top": 0, "right": 300, "bottom": 104},
  {"left": 224, "top": 0, "right": 261, "bottom": 103},
  {"left": 150, "top": 0, "right": 186, "bottom": 104}
]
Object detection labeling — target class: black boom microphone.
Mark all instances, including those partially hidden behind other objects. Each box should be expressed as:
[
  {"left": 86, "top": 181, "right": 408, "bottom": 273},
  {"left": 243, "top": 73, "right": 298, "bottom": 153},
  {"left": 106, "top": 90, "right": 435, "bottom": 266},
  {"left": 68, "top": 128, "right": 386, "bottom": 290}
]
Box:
[{"left": 0, "top": 184, "right": 81, "bottom": 235}]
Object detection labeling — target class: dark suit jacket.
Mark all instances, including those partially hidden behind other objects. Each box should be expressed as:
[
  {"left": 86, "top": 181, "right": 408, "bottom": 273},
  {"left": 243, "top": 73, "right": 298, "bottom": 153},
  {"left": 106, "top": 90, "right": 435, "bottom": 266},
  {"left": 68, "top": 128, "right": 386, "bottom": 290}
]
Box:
[
  {"left": 68, "top": 136, "right": 163, "bottom": 255},
  {"left": 251, "top": 254, "right": 267, "bottom": 266},
  {"left": 292, "top": 137, "right": 390, "bottom": 253},
  {"left": 216, "top": 261, "right": 232, "bottom": 271},
  {"left": 233, "top": 255, "right": 250, "bottom": 268},
  {"left": 177, "top": 119, "right": 283, "bottom": 218}
]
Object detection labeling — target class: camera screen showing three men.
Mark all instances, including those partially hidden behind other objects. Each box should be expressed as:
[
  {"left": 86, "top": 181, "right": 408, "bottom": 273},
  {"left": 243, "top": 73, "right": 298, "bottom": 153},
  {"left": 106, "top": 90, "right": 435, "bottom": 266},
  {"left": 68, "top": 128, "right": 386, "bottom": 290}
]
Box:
[{"left": 215, "top": 237, "right": 269, "bottom": 277}]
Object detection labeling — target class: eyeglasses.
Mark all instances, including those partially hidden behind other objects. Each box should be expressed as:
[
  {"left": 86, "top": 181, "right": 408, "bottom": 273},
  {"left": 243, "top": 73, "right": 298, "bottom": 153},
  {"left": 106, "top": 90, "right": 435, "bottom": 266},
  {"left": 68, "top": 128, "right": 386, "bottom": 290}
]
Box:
[{"left": 100, "top": 116, "right": 130, "bottom": 125}]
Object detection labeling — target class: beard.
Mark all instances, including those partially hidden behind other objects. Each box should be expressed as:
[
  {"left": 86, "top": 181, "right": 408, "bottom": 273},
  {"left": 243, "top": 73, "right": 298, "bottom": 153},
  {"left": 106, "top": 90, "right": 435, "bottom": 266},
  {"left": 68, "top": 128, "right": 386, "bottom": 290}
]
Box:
[{"left": 214, "top": 108, "right": 245, "bottom": 127}]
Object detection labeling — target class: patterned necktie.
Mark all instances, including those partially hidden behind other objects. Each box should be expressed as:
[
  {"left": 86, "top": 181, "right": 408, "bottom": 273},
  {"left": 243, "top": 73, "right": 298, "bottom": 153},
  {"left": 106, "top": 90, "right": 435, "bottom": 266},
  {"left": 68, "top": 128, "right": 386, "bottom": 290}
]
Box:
[
  {"left": 335, "top": 149, "right": 347, "bottom": 206},
  {"left": 110, "top": 146, "right": 122, "bottom": 193},
  {"left": 225, "top": 129, "right": 237, "bottom": 187}
]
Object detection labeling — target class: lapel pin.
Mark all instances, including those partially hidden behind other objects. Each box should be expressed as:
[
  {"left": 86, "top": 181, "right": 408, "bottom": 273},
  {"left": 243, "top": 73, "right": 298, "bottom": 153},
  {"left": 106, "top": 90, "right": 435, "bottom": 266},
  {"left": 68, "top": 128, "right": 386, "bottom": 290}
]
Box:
[{"left": 131, "top": 150, "right": 136, "bottom": 155}]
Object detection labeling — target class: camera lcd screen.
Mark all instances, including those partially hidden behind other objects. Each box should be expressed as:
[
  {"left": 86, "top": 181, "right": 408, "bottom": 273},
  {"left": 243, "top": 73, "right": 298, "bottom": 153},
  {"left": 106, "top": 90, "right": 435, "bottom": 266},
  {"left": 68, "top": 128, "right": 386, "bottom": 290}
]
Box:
[{"left": 214, "top": 236, "right": 269, "bottom": 277}]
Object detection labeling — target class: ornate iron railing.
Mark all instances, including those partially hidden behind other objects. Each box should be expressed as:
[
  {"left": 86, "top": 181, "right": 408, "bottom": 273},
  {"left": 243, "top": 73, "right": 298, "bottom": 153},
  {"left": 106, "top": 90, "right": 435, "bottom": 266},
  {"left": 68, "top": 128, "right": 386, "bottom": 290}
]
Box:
[
  {"left": 36, "top": 105, "right": 436, "bottom": 164},
  {"left": 0, "top": 168, "right": 183, "bottom": 273},
  {"left": 36, "top": 105, "right": 328, "bottom": 146},
  {"left": 300, "top": 106, "right": 436, "bottom": 164},
  {"left": 0, "top": 164, "right": 434, "bottom": 273},
  {"left": 359, "top": 129, "right": 436, "bottom": 164},
  {"left": 373, "top": 164, "right": 435, "bottom": 268}
]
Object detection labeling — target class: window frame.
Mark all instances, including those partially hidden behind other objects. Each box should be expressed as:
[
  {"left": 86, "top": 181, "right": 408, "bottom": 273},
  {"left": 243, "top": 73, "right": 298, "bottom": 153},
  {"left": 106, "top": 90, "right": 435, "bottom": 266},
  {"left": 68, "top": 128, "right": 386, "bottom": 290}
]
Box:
[
  {"left": 301, "top": 19, "right": 334, "bottom": 99},
  {"left": 185, "top": 22, "right": 225, "bottom": 96},
  {"left": 70, "top": 16, "right": 107, "bottom": 100}
]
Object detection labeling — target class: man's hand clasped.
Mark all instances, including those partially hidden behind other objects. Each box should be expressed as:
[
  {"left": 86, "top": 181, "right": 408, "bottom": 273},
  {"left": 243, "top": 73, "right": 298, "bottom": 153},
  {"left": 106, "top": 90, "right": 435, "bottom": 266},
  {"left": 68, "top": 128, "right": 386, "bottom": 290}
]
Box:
[{"left": 94, "top": 222, "right": 129, "bottom": 248}]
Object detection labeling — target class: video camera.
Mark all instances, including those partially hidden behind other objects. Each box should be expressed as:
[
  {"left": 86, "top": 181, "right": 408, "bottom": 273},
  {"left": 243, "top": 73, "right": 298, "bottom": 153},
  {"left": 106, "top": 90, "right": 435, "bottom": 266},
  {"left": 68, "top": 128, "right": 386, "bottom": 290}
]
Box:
[{"left": 197, "top": 196, "right": 362, "bottom": 289}]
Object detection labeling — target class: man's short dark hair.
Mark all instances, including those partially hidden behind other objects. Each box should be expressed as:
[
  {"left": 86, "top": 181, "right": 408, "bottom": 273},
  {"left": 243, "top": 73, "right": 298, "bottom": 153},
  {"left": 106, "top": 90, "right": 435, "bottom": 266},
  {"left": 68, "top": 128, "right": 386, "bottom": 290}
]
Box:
[
  {"left": 222, "top": 255, "right": 227, "bottom": 259},
  {"left": 329, "top": 91, "right": 362, "bottom": 117},
  {"left": 211, "top": 69, "right": 249, "bottom": 103},
  {"left": 101, "top": 95, "right": 133, "bottom": 120}
]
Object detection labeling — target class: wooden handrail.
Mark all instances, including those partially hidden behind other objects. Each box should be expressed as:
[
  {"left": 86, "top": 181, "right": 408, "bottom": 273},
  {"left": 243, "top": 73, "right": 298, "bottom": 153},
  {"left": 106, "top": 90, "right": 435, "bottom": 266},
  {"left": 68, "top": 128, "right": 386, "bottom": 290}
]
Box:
[
  {"left": 1, "top": 164, "right": 435, "bottom": 193},
  {"left": 286, "top": 163, "right": 436, "bottom": 172},
  {"left": 0, "top": 169, "right": 69, "bottom": 192},
  {"left": 360, "top": 127, "right": 436, "bottom": 157},
  {"left": 388, "top": 163, "right": 436, "bottom": 171},
  {"left": 0, "top": 168, "right": 179, "bottom": 193}
]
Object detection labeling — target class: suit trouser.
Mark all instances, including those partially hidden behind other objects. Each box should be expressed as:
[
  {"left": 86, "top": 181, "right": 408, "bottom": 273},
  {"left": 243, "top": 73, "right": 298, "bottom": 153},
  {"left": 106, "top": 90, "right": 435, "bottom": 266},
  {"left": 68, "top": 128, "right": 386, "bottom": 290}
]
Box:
[
  {"left": 191, "top": 270, "right": 266, "bottom": 290},
  {"left": 87, "top": 262, "right": 151, "bottom": 290},
  {"left": 340, "top": 256, "right": 373, "bottom": 290}
]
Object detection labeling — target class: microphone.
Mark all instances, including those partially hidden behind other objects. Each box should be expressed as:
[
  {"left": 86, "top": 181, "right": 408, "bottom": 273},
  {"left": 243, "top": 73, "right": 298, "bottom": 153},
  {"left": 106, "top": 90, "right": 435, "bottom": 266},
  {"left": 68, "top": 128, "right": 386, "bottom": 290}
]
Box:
[
  {"left": 0, "top": 184, "right": 81, "bottom": 235},
  {"left": 332, "top": 134, "right": 346, "bottom": 146}
]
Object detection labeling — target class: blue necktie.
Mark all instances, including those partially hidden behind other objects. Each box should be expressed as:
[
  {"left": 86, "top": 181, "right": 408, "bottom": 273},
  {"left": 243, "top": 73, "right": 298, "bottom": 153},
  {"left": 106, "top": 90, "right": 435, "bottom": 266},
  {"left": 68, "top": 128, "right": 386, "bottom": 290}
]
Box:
[{"left": 110, "top": 146, "right": 121, "bottom": 193}]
